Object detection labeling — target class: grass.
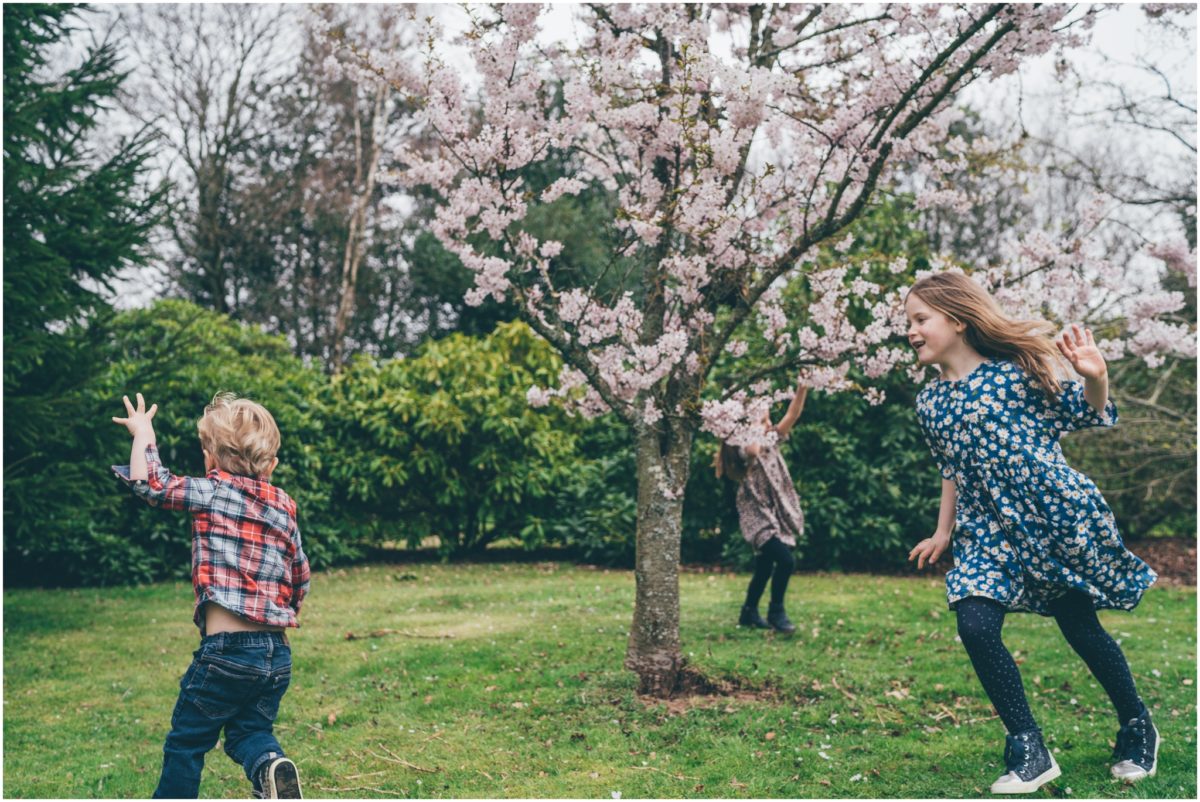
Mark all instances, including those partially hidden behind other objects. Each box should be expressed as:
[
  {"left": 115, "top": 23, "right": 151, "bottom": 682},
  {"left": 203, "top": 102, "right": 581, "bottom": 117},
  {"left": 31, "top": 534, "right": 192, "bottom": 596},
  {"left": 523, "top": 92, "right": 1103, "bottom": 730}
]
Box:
[{"left": 3, "top": 564, "right": 1195, "bottom": 798}]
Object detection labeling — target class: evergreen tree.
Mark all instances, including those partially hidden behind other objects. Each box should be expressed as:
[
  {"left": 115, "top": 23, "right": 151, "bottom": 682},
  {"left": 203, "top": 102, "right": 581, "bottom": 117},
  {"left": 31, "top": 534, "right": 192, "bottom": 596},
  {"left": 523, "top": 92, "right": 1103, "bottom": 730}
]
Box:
[{"left": 4, "top": 3, "right": 164, "bottom": 577}]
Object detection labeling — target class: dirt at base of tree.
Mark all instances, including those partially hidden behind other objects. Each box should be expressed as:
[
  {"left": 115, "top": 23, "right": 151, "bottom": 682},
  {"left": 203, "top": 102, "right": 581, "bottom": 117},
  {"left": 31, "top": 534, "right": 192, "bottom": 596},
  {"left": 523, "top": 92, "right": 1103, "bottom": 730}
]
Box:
[{"left": 638, "top": 663, "right": 779, "bottom": 715}]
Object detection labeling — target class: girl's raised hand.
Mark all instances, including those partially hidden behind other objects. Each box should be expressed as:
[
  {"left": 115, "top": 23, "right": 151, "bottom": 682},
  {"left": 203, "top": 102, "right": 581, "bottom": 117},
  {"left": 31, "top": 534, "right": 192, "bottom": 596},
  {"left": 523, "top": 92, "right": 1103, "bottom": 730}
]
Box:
[{"left": 1056, "top": 324, "right": 1107, "bottom": 380}]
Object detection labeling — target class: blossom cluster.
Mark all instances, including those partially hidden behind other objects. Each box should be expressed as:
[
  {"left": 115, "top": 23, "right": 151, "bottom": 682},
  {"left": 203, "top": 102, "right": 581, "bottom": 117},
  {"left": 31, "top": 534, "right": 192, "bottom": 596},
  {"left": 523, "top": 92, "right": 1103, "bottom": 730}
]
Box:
[{"left": 337, "top": 4, "right": 1189, "bottom": 445}]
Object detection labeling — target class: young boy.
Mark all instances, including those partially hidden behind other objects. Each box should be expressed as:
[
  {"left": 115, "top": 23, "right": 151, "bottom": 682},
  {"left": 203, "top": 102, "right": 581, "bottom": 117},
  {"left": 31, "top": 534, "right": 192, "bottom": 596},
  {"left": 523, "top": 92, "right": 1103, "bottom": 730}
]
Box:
[{"left": 112, "top": 392, "right": 310, "bottom": 799}]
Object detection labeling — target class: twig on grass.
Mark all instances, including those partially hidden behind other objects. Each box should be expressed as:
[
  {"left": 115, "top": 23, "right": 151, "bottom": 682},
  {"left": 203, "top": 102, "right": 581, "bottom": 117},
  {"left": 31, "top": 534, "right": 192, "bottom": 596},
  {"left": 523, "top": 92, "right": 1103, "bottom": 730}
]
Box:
[
  {"left": 371, "top": 742, "right": 438, "bottom": 773},
  {"left": 830, "top": 676, "right": 857, "bottom": 700},
  {"left": 933, "top": 704, "right": 959, "bottom": 724},
  {"left": 345, "top": 629, "right": 455, "bottom": 641},
  {"left": 311, "top": 783, "right": 393, "bottom": 795},
  {"left": 631, "top": 765, "right": 699, "bottom": 780}
]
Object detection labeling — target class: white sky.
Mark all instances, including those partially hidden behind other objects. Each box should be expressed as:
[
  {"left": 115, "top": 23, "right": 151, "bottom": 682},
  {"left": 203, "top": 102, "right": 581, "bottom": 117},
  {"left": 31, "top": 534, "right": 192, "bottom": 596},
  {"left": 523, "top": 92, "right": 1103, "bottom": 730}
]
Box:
[{"left": 73, "top": 2, "right": 1196, "bottom": 308}]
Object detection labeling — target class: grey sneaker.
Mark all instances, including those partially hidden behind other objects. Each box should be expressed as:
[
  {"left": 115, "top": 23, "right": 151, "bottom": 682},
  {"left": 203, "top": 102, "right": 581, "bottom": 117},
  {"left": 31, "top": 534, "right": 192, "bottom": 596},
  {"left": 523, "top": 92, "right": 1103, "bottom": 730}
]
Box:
[
  {"left": 990, "top": 729, "right": 1061, "bottom": 794},
  {"left": 1111, "top": 706, "right": 1159, "bottom": 782},
  {"left": 256, "top": 756, "right": 302, "bottom": 799}
]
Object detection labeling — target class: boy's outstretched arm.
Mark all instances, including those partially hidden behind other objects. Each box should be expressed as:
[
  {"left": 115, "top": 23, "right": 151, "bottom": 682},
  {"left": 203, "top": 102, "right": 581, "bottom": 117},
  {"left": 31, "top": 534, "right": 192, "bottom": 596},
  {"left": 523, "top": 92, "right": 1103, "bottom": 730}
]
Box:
[
  {"left": 112, "top": 393, "right": 158, "bottom": 481},
  {"left": 112, "top": 393, "right": 215, "bottom": 511}
]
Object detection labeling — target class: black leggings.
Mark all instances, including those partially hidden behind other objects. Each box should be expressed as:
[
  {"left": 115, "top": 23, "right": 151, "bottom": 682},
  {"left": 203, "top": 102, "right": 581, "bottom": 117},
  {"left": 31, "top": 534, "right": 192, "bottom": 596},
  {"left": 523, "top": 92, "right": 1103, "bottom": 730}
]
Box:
[
  {"left": 955, "top": 593, "right": 1144, "bottom": 734},
  {"left": 745, "top": 537, "right": 795, "bottom": 609}
]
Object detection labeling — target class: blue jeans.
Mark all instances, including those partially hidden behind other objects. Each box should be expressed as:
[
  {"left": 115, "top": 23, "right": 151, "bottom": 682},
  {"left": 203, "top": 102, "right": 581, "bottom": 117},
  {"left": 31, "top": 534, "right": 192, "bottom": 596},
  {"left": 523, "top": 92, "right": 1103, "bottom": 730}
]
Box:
[{"left": 153, "top": 631, "right": 292, "bottom": 799}]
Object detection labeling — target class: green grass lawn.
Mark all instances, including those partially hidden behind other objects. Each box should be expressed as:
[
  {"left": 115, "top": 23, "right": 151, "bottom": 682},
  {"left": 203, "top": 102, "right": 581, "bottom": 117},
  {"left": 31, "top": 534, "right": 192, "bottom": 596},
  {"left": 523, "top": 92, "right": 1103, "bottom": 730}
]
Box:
[{"left": 3, "top": 564, "right": 1195, "bottom": 799}]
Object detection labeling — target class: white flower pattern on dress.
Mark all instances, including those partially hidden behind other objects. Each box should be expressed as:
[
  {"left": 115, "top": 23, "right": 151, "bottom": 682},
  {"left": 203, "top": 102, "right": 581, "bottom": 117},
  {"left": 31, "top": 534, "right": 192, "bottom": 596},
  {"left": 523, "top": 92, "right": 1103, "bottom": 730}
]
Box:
[{"left": 915, "top": 359, "right": 1157, "bottom": 615}]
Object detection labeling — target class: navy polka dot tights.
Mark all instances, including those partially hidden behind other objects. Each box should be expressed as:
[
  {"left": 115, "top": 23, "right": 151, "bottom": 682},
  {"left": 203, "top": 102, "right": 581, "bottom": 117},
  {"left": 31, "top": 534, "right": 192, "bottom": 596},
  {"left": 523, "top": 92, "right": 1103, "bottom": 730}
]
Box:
[{"left": 955, "top": 593, "right": 1144, "bottom": 734}]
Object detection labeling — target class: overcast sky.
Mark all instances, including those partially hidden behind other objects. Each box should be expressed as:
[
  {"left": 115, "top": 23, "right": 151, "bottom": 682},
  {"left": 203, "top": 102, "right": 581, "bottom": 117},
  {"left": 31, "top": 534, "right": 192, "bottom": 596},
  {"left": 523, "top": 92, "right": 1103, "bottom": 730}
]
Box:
[{"left": 74, "top": 2, "right": 1196, "bottom": 307}]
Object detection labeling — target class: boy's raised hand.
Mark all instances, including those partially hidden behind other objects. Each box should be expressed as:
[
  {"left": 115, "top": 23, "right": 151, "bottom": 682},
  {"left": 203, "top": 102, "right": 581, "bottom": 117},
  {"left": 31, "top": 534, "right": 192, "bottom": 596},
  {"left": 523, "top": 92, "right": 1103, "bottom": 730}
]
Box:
[{"left": 112, "top": 393, "right": 158, "bottom": 438}]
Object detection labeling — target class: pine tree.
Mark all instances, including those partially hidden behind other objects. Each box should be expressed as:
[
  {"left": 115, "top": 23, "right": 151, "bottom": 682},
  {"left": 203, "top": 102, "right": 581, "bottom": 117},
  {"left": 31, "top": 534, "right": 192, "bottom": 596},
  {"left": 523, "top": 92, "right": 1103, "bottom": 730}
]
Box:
[{"left": 4, "top": 3, "right": 165, "bottom": 576}]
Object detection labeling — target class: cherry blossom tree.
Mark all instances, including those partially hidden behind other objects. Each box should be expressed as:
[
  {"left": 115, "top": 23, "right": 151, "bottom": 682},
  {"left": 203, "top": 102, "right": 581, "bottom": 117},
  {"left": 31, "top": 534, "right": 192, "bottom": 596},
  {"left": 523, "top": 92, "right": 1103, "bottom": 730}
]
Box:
[{"left": 340, "top": 3, "right": 1195, "bottom": 695}]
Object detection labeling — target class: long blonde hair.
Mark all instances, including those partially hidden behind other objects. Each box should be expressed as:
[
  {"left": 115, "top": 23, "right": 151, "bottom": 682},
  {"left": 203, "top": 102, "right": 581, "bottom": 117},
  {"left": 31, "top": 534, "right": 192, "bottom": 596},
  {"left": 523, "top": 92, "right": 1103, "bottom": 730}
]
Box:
[{"left": 908, "top": 272, "right": 1065, "bottom": 397}]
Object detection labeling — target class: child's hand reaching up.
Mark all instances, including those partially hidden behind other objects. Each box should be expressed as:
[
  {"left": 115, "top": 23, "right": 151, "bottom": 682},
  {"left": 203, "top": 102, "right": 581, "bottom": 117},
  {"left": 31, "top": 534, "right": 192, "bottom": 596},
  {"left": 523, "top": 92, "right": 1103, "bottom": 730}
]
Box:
[
  {"left": 113, "top": 393, "right": 158, "bottom": 482},
  {"left": 112, "top": 393, "right": 158, "bottom": 439},
  {"left": 1056, "top": 324, "right": 1107, "bottom": 380}
]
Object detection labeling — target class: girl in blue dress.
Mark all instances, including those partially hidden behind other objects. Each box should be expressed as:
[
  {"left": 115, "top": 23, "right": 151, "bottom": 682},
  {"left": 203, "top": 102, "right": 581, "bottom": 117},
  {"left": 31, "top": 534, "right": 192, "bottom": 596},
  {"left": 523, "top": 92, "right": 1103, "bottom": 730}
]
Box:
[{"left": 904, "top": 272, "right": 1159, "bottom": 794}]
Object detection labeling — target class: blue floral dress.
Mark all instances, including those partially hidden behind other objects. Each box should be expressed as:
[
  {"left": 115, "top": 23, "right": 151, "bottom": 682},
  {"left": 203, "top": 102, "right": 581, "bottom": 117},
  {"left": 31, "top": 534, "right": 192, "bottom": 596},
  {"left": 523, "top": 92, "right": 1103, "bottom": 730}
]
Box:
[{"left": 915, "top": 359, "right": 1157, "bottom": 615}]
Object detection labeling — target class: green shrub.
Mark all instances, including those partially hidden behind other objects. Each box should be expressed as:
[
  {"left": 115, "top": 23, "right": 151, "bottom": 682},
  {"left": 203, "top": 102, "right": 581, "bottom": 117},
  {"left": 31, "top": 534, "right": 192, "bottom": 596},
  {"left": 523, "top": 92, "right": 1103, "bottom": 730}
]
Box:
[
  {"left": 3, "top": 299, "right": 354, "bottom": 586},
  {"left": 324, "top": 320, "right": 585, "bottom": 556},
  {"left": 540, "top": 416, "right": 638, "bottom": 566}
]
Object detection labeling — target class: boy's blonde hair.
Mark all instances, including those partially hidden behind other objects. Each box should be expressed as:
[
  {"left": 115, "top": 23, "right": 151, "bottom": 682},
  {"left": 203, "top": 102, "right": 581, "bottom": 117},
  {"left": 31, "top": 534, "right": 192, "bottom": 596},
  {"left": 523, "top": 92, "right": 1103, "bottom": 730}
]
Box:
[
  {"left": 908, "top": 271, "right": 1067, "bottom": 397},
  {"left": 197, "top": 392, "right": 281, "bottom": 478}
]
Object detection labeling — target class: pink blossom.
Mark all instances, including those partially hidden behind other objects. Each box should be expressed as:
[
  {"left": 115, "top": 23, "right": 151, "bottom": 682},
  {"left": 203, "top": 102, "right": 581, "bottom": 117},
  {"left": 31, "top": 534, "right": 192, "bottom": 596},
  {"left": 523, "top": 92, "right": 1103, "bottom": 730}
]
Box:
[{"left": 338, "top": 3, "right": 1185, "bottom": 440}]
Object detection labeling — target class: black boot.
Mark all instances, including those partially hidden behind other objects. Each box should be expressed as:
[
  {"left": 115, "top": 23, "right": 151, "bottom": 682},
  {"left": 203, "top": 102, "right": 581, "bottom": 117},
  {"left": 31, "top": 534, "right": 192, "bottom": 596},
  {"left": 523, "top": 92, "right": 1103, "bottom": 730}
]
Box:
[
  {"left": 989, "top": 728, "right": 1060, "bottom": 794},
  {"left": 766, "top": 603, "right": 796, "bottom": 635},
  {"left": 1111, "top": 705, "right": 1159, "bottom": 782},
  {"left": 739, "top": 604, "right": 769, "bottom": 628}
]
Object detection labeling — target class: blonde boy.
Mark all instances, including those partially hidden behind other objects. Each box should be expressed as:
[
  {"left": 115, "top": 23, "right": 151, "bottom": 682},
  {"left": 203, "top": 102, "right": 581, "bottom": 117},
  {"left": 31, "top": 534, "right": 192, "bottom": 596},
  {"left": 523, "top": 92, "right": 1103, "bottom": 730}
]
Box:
[{"left": 113, "top": 392, "right": 309, "bottom": 799}]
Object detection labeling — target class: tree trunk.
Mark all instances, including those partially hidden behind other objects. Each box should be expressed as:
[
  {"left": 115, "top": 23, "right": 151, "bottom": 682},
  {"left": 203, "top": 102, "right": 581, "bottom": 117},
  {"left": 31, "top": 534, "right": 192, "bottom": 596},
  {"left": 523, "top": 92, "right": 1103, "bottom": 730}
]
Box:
[
  {"left": 625, "top": 420, "right": 693, "bottom": 696},
  {"left": 331, "top": 83, "right": 387, "bottom": 371}
]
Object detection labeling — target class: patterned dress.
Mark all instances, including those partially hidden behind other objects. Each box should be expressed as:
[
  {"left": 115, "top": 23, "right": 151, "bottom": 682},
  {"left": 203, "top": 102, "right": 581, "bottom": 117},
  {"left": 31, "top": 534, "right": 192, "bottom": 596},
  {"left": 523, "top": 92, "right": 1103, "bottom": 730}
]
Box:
[
  {"left": 915, "top": 359, "right": 1157, "bottom": 615},
  {"left": 735, "top": 437, "right": 805, "bottom": 550}
]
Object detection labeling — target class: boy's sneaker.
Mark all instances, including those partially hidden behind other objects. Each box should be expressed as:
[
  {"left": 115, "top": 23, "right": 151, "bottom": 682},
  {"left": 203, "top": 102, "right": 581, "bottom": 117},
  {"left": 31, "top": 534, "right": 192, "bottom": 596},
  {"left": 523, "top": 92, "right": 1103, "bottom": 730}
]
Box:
[
  {"left": 1111, "top": 706, "right": 1159, "bottom": 782},
  {"left": 738, "top": 604, "right": 770, "bottom": 629},
  {"left": 766, "top": 603, "right": 796, "bottom": 636},
  {"left": 256, "top": 756, "right": 302, "bottom": 799},
  {"left": 990, "top": 729, "right": 1061, "bottom": 794}
]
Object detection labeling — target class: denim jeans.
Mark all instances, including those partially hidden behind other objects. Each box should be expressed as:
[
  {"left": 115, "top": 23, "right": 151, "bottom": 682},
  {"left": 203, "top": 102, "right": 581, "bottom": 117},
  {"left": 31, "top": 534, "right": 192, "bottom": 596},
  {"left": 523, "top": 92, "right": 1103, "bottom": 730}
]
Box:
[{"left": 153, "top": 631, "right": 292, "bottom": 799}]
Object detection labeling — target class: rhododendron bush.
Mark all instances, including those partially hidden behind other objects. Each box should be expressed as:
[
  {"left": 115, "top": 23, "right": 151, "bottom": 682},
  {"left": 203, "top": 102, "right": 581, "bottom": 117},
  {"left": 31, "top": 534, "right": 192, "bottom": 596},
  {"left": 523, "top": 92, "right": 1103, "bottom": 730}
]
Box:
[{"left": 336, "top": 3, "right": 1195, "bottom": 695}]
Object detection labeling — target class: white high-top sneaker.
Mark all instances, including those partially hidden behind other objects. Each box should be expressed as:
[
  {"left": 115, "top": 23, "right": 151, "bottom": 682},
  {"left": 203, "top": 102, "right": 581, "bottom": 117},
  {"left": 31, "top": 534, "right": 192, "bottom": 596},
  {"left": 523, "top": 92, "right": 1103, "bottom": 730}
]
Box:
[
  {"left": 989, "top": 729, "right": 1061, "bottom": 794},
  {"left": 1110, "top": 707, "right": 1160, "bottom": 782}
]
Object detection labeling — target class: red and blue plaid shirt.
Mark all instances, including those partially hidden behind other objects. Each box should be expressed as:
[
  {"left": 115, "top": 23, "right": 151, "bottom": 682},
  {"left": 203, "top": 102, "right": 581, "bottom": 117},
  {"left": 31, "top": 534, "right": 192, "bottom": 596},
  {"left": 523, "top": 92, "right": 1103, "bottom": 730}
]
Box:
[{"left": 114, "top": 444, "right": 310, "bottom": 631}]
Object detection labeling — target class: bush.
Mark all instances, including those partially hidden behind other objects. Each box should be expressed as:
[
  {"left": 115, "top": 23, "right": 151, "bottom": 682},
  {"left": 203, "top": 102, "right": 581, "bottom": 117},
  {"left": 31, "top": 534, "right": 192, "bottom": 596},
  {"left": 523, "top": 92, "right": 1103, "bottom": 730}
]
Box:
[
  {"left": 3, "top": 300, "right": 355, "bottom": 587},
  {"left": 540, "top": 416, "right": 638, "bottom": 566},
  {"left": 324, "top": 320, "right": 586, "bottom": 556},
  {"left": 10, "top": 297, "right": 1185, "bottom": 587}
]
